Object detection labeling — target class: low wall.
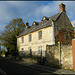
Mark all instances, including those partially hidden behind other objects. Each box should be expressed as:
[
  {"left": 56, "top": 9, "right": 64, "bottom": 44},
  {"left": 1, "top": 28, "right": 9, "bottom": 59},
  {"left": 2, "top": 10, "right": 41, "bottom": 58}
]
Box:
[{"left": 46, "top": 42, "right": 73, "bottom": 70}]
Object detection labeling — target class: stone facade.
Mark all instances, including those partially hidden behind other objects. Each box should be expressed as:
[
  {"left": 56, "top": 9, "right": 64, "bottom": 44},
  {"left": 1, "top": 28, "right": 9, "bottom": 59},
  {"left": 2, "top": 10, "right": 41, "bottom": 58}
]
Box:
[
  {"left": 17, "top": 26, "right": 55, "bottom": 56},
  {"left": 46, "top": 42, "right": 73, "bottom": 70}
]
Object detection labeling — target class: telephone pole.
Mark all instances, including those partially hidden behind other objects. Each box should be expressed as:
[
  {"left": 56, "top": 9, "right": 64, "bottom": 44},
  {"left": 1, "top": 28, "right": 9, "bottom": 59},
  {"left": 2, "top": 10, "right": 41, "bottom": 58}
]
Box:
[{"left": 58, "top": 41, "right": 61, "bottom": 68}]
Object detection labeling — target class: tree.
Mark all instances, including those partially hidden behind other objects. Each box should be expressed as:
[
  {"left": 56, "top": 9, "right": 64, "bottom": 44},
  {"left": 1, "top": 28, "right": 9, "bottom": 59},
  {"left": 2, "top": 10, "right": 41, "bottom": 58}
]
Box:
[{"left": 0, "top": 18, "right": 25, "bottom": 56}]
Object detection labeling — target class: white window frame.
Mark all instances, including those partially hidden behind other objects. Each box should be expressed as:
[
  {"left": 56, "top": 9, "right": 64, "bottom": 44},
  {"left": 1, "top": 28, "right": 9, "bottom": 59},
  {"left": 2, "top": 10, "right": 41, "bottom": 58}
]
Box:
[{"left": 38, "top": 46, "right": 42, "bottom": 55}]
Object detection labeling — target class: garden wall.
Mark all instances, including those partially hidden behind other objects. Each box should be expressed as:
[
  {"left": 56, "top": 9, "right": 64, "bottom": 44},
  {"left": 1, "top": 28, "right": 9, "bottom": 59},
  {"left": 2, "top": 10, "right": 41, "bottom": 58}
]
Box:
[{"left": 46, "top": 42, "right": 73, "bottom": 70}]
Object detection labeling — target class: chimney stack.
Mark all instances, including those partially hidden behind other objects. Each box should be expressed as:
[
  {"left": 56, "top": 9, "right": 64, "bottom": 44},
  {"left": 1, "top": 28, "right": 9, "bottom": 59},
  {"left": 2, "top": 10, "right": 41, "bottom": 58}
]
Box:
[
  {"left": 25, "top": 21, "right": 29, "bottom": 29},
  {"left": 59, "top": 3, "right": 66, "bottom": 13}
]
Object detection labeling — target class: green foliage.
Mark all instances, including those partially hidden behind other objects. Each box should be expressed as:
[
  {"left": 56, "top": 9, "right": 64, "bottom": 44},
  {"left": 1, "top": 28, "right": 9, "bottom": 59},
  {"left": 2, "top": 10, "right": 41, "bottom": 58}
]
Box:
[
  {"left": 22, "top": 55, "right": 39, "bottom": 64},
  {"left": 1, "top": 50, "right": 6, "bottom": 55},
  {"left": 0, "top": 47, "right": 6, "bottom": 55},
  {"left": 0, "top": 18, "right": 25, "bottom": 55}
]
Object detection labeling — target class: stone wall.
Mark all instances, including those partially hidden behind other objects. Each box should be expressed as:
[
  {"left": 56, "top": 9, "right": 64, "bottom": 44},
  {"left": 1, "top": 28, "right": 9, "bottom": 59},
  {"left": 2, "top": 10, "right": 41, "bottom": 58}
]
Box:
[{"left": 46, "top": 42, "right": 73, "bottom": 70}]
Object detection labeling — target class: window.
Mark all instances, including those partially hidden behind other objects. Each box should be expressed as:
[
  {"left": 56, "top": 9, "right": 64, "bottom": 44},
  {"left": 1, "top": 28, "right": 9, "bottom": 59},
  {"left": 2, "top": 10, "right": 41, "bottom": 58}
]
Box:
[
  {"left": 38, "top": 46, "right": 42, "bottom": 56},
  {"left": 22, "top": 37, "right": 24, "bottom": 43},
  {"left": 21, "top": 48, "right": 23, "bottom": 55},
  {"left": 29, "top": 47, "right": 32, "bottom": 56},
  {"left": 29, "top": 34, "right": 31, "bottom": 42},
  {"left": 29, "top": 47, "right": 31, "bottom": 52},
  {"left": 43, "top": 17, "right": 45, "bottom": 21},
  {"left": 38, "top": 31, "right": 42, "bottom": 40}
]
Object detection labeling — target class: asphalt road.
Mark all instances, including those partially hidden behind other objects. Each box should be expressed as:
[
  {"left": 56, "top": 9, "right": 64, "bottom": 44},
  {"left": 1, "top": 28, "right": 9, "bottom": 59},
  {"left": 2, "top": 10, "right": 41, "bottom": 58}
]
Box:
[{"left": 0, "top": 58, "right": 55, "bottom": 75}]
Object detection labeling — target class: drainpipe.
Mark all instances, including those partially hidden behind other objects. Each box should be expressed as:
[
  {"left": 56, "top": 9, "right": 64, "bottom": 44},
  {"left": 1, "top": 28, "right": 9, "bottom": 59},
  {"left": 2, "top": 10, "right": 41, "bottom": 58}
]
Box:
[{"left": 51, "top": 20, "right": 55, "bottom": 45}]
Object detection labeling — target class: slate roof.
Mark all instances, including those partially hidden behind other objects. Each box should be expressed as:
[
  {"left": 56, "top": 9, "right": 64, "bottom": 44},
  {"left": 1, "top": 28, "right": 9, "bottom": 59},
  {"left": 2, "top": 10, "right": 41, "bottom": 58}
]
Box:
[
  {"left": 17, "top": 12, "right": 61, "bottom": 38},
  {"left": 49, "top": 13, "right": 61, "bottom": 21}
]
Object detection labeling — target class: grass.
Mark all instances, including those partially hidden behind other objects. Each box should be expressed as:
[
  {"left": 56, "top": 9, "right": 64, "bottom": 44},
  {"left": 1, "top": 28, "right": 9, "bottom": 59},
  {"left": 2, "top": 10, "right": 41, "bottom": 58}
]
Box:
[{"left": 22, "top": 55, "right": 40, "bottom": 64}]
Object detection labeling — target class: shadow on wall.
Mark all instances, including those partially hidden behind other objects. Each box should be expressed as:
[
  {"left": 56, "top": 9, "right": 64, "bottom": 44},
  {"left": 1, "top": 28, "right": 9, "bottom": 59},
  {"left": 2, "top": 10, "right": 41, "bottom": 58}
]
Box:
[{"left": 46, "top": 45, "right": 59, "bottom": 68}]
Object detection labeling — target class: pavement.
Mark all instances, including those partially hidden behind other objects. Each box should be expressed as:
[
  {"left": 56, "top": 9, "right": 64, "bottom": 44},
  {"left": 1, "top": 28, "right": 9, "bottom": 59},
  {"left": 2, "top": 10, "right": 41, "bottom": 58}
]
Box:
[
  {"left": 32, "top": 64, "right": 75, "bottom": 74},
  {"left": 1, "top": 57, "right": 75, "bottom": 74},
  {"left": 15, "top": 61, "right": 75, "bottom": 74}
]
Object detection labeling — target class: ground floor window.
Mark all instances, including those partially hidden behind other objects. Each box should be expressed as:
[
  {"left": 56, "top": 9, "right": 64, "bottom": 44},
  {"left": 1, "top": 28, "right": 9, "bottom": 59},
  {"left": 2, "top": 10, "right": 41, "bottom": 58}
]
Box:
[
  {"left": 21, "top": 48, "right": 23, "bottom": 55},
  {"left": 38, "top": 46, "right": 42, "bottom": 56},
  {"left": 29, "top": 47, "right": 32, "bottom": 56}
]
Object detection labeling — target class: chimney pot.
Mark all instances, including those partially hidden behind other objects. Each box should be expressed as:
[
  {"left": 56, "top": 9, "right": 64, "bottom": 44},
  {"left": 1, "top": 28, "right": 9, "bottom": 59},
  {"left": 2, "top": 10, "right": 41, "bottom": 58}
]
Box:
[{"left": 59, "top": 3, "right": 66, "bottom": 13}]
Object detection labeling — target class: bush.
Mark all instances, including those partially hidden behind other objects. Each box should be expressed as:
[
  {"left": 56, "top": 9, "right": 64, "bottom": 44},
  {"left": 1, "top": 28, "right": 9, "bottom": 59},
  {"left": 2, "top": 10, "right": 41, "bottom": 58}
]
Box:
[
  {"left": 5, "top": 50, "right": 19, "bottom": 57},
  {"left": 10, "top": 50, "right": 19, "bottom": 57},
  {"left": 37, "top": 57, "right": 46, "bottom": 64},
  {"left": 5, "top": 52, "right": 9, "bottom": 57}
]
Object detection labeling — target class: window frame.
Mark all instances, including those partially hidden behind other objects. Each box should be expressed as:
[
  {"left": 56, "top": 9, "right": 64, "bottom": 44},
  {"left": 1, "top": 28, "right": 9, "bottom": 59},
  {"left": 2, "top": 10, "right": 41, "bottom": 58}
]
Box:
[
  {"left": 22, "top": 37, "right": 24, "bottom": 43},
  {"left": 38, "top": 31, "right": 42, "bottom": 40},
  {"left": 29, "top": 47, "right": 32, "bottom": 54},
  {"left": 38, "top": 46, "right": 42, "bottom": 55},
  {"left": 21, "top": 48, "right": 24, "bottom": 55},
  {"left": 29, "top": 34, "right": 32, "bottom": 42}
]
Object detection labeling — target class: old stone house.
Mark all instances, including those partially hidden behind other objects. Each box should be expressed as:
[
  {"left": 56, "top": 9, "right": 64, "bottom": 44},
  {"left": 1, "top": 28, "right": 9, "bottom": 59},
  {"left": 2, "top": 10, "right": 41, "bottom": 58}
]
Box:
[{"left": 17, "top": 3, "right": 74, "bottom": 57}]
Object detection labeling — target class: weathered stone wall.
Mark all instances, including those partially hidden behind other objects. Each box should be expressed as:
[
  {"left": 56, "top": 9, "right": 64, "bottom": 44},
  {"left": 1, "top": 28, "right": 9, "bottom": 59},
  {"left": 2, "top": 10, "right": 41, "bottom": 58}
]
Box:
[
  {"left": 54, "top": 12, "right": 74, "bottom": 43},
  {"left": 46, "top": 42, "right": 73, "bottom": 70}
]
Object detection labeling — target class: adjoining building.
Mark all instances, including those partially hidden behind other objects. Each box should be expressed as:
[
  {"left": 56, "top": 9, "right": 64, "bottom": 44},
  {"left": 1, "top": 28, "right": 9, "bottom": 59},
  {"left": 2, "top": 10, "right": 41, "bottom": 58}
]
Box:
[{"left": 17, "top": 3, "right": 74, "bottom": 57}]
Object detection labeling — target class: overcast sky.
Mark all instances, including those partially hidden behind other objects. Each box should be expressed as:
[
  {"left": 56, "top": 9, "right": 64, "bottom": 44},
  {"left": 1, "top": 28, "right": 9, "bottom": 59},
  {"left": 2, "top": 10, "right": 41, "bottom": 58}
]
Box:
[{"left": 0, "top": 1, "right": 75, "bottom": 32}]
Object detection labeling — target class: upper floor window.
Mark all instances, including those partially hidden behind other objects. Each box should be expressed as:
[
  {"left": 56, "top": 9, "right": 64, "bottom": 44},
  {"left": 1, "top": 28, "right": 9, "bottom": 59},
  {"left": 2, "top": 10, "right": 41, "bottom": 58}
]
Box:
[
  {"left": 29, "top": 34, "right": 31, "bottom": 42},
  {"left": 38, "top": 31, "right": 42, "bottom": 40},
  {"left": 22, "top": 37, "right": 24, "bottom": 43}
]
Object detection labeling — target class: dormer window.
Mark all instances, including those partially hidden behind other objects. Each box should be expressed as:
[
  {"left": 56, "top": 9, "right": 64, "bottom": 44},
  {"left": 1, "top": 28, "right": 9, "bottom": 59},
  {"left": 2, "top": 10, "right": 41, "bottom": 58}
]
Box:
[
  {"left": 32, "top": 21, "right": 39, "bottom": 26},
  {"left": 25, "top": 21, "right": 29, "bottom": 29},
  {"left": 43, "top": 17, "right": 45, "bottom": 21},
  {"left": 42, "top": 16, "right": 49, "bottom": 21},
  {"left": 33, "top": 22, "right": 35, "bottom": 25}
]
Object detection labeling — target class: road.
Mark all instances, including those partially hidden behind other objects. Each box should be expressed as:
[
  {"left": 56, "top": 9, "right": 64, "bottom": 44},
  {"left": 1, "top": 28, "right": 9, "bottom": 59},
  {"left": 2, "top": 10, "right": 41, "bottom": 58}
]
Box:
[{"left": 0, "top": 57, "right": 56, "bottom": 75}]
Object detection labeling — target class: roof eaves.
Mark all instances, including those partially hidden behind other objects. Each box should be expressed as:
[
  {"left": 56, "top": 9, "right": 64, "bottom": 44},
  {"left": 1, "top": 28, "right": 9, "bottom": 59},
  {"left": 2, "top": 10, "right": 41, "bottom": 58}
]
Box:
[{"left": 17, "top": 20, "right": 52, "bottom": 38}]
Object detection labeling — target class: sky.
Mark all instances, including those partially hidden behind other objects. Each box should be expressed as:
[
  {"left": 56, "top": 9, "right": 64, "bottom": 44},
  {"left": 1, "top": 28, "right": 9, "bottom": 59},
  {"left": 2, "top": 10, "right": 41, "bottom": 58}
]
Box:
[{"left": 0, "top": 1, "right": 75, "bottom": 32}]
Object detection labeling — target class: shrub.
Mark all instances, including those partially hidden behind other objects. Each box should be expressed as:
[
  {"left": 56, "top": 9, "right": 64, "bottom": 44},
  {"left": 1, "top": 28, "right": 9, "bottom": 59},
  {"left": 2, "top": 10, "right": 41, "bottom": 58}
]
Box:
[{"left": 5, "top": 52, "right": 9, "bottom": 57}]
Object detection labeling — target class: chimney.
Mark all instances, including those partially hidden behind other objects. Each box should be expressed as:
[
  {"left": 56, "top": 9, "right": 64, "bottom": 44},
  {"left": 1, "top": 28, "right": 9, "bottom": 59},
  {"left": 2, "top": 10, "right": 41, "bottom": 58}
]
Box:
[
  {"left": 25, "top": 21, "right": 29, "bottom": 29},
  {"left": 59, "top": 3, "right": 66, "bottom": 13}
]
